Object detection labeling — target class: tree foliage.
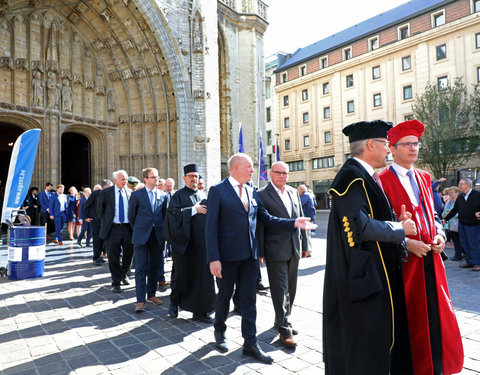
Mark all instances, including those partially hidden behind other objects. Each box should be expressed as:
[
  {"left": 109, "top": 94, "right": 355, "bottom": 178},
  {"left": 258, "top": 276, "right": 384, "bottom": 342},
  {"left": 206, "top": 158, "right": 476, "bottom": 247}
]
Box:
[{"left": 412, "top": 78, "right": 480, "bottom": 178}]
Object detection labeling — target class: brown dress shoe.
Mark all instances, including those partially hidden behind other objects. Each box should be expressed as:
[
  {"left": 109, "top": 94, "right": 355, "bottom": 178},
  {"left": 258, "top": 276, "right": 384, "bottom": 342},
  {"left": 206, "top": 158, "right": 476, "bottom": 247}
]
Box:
[
  {"left": 57, "top": 242, "right": 63, "bottom": 245},
  {"left": 158, "top": 281, "right": 171, "bottom": 287},
  {"left": 134, "top": 302, "right": 145, "bottom": 313},
  {"left": 147, "top": 296, "right": 163, "bottom": 305},
  {"left": 279, "top": 334, "right": 297, "bottom": 348},
  {"left": 52, "top": 240, "right": 58, "bottom": 244},
  {"left": 459, "top": 263, "right": 474, "bottom": 268}
]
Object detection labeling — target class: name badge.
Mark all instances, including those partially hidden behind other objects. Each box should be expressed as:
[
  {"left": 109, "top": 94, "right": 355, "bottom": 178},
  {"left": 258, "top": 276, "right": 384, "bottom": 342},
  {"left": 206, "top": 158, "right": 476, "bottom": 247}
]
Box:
[{"left": 251, "top": 198, "right": 257, "bottom": 207}]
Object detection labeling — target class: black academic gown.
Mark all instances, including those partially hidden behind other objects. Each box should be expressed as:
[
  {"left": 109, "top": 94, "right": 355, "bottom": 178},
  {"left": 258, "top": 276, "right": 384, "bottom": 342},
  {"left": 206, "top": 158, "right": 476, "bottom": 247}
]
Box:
[
  {"left": 323, "top": 158, "right": 413, "bottom": 375},
  {"left": 164, "top": 186, "right": 215, "bottom": 314}
]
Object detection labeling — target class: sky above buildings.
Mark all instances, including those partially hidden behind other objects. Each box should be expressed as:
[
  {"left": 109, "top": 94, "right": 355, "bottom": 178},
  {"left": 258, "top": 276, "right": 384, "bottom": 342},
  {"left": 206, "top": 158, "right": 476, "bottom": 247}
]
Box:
[{"left": 264, "top": 0, "right": 411, "bottom": 57}]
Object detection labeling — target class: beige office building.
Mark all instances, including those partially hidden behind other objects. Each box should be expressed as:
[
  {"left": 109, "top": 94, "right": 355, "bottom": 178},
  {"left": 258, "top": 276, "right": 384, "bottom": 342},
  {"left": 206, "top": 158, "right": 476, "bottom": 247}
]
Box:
[{"left": 274, "top": 0, "right": 480, "bottom": 208}]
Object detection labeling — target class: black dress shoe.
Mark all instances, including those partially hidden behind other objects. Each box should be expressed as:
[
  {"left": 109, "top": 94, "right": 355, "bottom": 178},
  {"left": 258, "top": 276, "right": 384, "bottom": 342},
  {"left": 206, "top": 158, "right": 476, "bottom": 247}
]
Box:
[
  {"left": 122, "top": 275, "right": 130, "bottom": 285},
  {"left": 193, "top": 313, "right": 214, "bottom": 324},
  {"left": 242, "top": 343, "right": 273, "bottom": 363},
  {"left": 93, "top": 258, "right": 104, "bottom": 266},
  {"left": 111, "top": 285, "right": 121, "bottom": 293},
  {"left": 214, "top": 331, "right": 228, "bottom": 352},
  {"left": 256, "top": 282, "right": 269, "bottom": 291},
  {"left": 169, "top": 303, "right": 178, "bottom": 318},
  {"left": 77, "top": 240, "right": 84, "bottom": 248},
  {"left": 232, "top": 305, "right": 240, "bottom": 314},
  {"left": 450, "top": 256, "right": 463, "bottom": 261}
]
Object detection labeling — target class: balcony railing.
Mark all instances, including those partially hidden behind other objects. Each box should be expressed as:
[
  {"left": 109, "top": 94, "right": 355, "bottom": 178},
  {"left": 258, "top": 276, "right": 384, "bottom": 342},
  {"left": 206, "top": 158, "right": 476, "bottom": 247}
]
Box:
[{"left": 218, "top": 0, "right": 268, "bottom": 21}]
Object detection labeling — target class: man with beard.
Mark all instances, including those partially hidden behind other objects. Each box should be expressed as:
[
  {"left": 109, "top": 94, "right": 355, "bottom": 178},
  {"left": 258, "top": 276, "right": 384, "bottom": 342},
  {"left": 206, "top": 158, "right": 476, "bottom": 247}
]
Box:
[{"left": 164, "top": 164, "right": 215, "bottom": 323}]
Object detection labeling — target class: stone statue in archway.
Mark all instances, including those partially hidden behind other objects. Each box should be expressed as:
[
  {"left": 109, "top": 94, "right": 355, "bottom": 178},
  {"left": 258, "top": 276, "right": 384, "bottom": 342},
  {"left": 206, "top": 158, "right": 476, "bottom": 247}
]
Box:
[
  {"left": 61, "top": 79, "right": 73, "bottom": 112},
  {"left": 46, "top": 72, "right": 59, "bottom": 109},
  {"left": 107, "top": 88, "right": 115, "bottom": 111},
  {"left": 32, "top": 71, "right": 44, "bottom": 107}
]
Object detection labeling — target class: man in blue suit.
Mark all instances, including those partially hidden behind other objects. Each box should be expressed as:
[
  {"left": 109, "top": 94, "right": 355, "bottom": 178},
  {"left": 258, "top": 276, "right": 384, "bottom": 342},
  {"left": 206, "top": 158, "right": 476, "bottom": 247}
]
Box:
[
  {"left": 206, "top": 153, "right": 316, "bottom": 363},
  {"left": 128, "top": 167, "right": 168, "bottom": 313},
  {"left": 77, "top": 188, "right": 92, "bottom": 248},
  {"left": 49, "top": 184, "right": 68, "bottom": 245},
  {"left": 39, "top": 182, "right": 53, "bottom": 237}
]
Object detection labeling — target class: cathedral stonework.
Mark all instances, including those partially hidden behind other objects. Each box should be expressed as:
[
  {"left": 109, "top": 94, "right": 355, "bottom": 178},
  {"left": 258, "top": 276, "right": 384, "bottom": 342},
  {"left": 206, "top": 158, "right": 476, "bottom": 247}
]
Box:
[{"left": 0, "top": 0, "right": 267, "bottom": 188}]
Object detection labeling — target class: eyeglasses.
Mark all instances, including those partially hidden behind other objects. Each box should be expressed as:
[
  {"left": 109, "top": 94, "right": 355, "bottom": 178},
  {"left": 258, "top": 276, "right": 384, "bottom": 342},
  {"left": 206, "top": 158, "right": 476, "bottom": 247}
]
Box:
[
  {"left": 373, "top": 139, "right": 389, "bottom": 146},
  {"left": 395, "top": 142, "right": 422, "bottom": 149},
  {"left": 147, "top": 176, "right": 159, "bottom": 180},
  {"left": 271, "top": 171, "right": 289, "bottom": 176}
]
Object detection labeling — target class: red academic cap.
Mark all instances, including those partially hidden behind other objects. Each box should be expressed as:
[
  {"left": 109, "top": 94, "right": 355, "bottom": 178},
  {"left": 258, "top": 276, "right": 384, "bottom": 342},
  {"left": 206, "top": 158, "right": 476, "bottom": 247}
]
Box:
[{"left": 388, "top": 119, "right": 425, "bottom": 146}]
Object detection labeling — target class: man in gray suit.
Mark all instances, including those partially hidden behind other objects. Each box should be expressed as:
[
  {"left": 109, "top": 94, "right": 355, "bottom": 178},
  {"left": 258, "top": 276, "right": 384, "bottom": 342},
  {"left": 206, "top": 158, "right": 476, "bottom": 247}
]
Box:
[{"left": 258, "top": 161, "right": 310, "bottom": 348}]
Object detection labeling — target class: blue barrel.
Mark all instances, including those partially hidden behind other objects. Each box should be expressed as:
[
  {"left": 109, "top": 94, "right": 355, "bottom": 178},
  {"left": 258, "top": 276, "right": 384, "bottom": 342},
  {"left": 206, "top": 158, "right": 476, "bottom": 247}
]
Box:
[{"left": 7, "top": 226, "right": 46, "bottom": 280}]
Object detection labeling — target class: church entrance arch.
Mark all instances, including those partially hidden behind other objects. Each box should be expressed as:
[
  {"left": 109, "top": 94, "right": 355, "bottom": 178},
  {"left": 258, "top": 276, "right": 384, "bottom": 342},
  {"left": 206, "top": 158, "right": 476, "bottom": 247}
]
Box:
[{"left": 61, "top": 132, "right": 91, "bottom": 190}]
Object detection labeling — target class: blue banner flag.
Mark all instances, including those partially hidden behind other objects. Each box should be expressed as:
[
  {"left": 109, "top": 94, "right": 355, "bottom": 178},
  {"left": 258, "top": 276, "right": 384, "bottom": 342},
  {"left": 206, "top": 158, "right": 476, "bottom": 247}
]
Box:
[
  {"left": 259, "top": 136, "right": 267, "bottom": 181},
  {"left": 238, "top": 125, "right": 244, "bottom": 153},
  {"left": 1, "top": 129, "right": 41, "bottom": 224},
  {"left": 275, "top": 136, "right": 280, "bottom": 162}
]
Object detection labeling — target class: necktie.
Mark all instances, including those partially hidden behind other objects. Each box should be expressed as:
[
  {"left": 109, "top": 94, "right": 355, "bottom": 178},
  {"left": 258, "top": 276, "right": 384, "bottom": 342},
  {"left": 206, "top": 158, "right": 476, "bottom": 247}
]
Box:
[
  {"left": 239, "top": 184, "right": 249, "bottom": 212},
  {"left": 406, "top": 170, "right": 421, "bottom": 205},
  {"left": 372, "top": 172, "right": 384, "bottom": 190},
  {"left": 149, "top": 190, "right": 155, "bottom": 212},
  {"left": 118, "top": 190, "right": 125, "bottom": 223}
]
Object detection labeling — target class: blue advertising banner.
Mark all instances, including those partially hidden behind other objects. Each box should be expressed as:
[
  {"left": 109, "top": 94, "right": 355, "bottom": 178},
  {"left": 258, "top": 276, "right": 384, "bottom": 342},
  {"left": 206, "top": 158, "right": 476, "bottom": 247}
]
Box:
[{"left": 1, "top": 129, "right": 41, "bottom": 224}]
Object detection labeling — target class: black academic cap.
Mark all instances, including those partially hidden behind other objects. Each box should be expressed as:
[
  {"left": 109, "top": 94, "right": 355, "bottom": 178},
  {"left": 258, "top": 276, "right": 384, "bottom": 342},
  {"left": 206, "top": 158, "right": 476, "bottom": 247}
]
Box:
[
  {"left": 342, "top": 120, "right": 393, "bottom": 143},
  {"left": 183, "top": 163, "right": 199, "bottom": 175}
]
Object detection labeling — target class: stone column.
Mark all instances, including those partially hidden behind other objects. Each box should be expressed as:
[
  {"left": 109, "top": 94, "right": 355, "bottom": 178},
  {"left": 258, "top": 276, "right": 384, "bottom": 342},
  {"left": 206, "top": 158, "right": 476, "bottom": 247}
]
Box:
[{"left": 44, "top": 114, "right": 61, "bottom": 184}]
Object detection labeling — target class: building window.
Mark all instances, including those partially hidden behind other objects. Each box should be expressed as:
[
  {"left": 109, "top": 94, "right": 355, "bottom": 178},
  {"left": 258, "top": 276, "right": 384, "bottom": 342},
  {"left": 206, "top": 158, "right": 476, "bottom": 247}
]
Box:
[
  {"left": 285, "top": 139, "right": 291, "bottom": 150},
  {"left": 324, "top": 131, "right": 332, "bottom": 143},
  {"left": 398, "top": 24, "right": 410, "bottom": 40},
  {"left": 474, "top": 0, "right": 480, "bottom": 12},
  {"left": 320, "top": 56, "right": 328, "bottom": 69},
  {"left": 372, "top": 66, "right": 380, "bottom": 80},
  {"left": 476, "top": 32, "right": 480, "bottom": 49},
  {"left": 322, "top": 82, "right": 329, "bottom": 95},
  {"left": 347, "top": 100, "right": 355, "bottom": 113},
  {"left": 283, "top": 117, "right": 290, "bottom": 129},
  {"left": 346, "top": 74, "right": 354, "bottom": 88},
  {"left": 343, "top": 46, "right": 352, "bottom": 60},
  {"left": 432, "top": 10, "right": 445, "bottom": 27},
  {"left": 403, "top": 85, "right": 413, "bottom": 100},
  {"left": 373, "top": 93, "right": 382, "bottom": 107},
  {"left": 312, "top": 156, "right": 335, "bottom": 169},
  {"left": 266, "top": 107, "right": 271, "bottom": 122},
  {"left": 303, "top": 135, "right": 310, "bottom": 147},
  {"left": 299, "top": 65, "right": 306, "bottom": 77},
  {"left": 281, "top": 73, "right": 287, "bottom": 83},
  {"left": 477, "top": 66, "right": 480, "bottom": 83},
  {"left": 301, "top": 89, "right": 308, "bottom": 101},
  {"left": 402, "top": 55, "right": 411, "bottom": 71},
  {"left": 265, "top": 81, "right": 271, "bottom": 99},
  {"left": 437, "top": 75, "right": 448, "bottom": 90},
  {"left": 323, "top": 106, "right": 331, "bottom": 119},
  {"left": 303, "top": 112, "right": 309, "bottom": 124},
  {"left": 436, "top": 44, "right": 447, "bottom": 61},
  {"left": 266, "top": 154, "right": 272, "bottom": 169},
  {"left": 266, "top": 130, "right": 272, "bottom": 146},
  {"left": 287, "top": 160, "right": 304, "bottom": 171},
  {"left": 283, "top": 95, "right": 289, "bottom": 106},
  {"left": 404, "top": 114, "right": 414, "bottom": 121},
  {"left": 368, "top": 36, "right": 379, "bottom": 51}
]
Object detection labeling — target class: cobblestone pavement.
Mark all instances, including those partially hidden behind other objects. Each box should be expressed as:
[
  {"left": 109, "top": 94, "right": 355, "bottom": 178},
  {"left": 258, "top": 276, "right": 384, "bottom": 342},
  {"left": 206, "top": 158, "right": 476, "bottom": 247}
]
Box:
[{"left": 0, "top": 211, "right": 479, "bottom": 374}]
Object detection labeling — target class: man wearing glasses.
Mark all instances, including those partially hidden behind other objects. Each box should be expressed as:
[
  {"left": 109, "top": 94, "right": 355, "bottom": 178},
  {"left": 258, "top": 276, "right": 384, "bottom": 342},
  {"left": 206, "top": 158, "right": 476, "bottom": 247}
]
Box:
[{"left": 379, "top": 120, "right": 463, "bottom": 375}]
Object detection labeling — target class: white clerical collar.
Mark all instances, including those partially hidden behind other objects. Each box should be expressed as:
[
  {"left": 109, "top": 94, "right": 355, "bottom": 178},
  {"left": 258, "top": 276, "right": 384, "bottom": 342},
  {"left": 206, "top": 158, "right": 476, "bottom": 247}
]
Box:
[
  {"left": 391, "top": 161, "right": 414, "bottom": 177},
  {"left": 353, "top": 157, "right": 375, "bottom": 177}
]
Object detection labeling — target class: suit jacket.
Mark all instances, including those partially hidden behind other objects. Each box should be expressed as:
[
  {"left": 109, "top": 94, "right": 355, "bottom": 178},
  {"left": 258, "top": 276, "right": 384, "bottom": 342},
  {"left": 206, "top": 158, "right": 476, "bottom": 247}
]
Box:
[
  {"left": 257, "top": 183, "right": 309, "bottom": 262},
  {"left": 39, "top": 190, "right": 51, "bottom": 213},
  {"left": 205, "top": 178, "right": 295, "bottom": 263},
  {"left": 97, "top": 186, "right": 131, "bottom": 240},
  {"left": 49, "top": 193, "right": 68, "bottom": 216},
  {"left": 128, "top": 188, "right": 168, "bottom": 245},
  {"left": 83, "top": 189, "right": 100, "bottom": 220},
  {"left": 444, "top": 189, "right": 480, "bottom": 226},
  {"left": 78, "top": 197, "right": 87, "bottom": 221}
]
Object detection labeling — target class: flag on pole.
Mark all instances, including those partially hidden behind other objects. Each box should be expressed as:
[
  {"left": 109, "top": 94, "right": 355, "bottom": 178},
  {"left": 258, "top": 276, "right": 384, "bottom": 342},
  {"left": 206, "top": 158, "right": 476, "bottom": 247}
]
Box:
[
  {"left": 238, "top": 124, "right": 244, "bottom": 153},
  {"left": 275, "top": 135, "right": 280, "bottom": 162},
  {"left": 259, "top": 136, "right": 267, "bottom": 181},
  {"left": 1, "top": 129, "right": 41, "bottom": 224}
]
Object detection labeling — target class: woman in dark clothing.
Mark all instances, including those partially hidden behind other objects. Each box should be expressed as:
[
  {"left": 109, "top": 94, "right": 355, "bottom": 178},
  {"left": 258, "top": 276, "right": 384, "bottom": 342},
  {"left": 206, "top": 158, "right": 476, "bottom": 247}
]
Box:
[
  {"left": 22, "top": 187, "right": 40, "bottom": 225},
  {"left": 66, "top": 186, "right": 78, "bottom": 240}
]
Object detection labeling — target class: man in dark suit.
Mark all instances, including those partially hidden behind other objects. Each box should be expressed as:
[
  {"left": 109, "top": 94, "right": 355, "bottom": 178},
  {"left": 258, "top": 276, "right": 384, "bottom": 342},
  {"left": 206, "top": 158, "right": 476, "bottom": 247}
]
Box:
[
  {"left": 39, "top": 182, "right": 53, "bottom": 238},
  {"left": 49, "top": 184, "right": 68, "bottom": 245},
  {"left": 257, "top": 161, "right": 310, "bottom": 348},
  {"left": 77, "top": 188, "right": 92, "bottom": 248},
  {"left": 97, "top": 170, "right": 134, "bottom": 293},
  {"left": 206, "top": 153, "right": 315, "bottom": 364},
  {"left": 83, "top": 179, "right": 112, "bottom": 265},
  {"left": 128, "top": 167, "right": 168, "bottom": 313}
]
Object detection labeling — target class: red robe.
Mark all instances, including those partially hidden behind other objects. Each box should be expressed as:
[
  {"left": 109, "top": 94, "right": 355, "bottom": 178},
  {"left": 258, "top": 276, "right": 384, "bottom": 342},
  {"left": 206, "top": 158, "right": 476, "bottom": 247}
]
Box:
[{"left": 379, "top": 167, "right": 463, "bottom": 375}]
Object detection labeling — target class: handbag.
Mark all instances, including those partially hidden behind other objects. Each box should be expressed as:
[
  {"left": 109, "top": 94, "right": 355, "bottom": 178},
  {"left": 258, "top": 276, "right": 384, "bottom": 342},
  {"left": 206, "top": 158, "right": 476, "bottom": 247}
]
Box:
[{"left": 449, "top": 217, "right": 459, "bottom": 232}]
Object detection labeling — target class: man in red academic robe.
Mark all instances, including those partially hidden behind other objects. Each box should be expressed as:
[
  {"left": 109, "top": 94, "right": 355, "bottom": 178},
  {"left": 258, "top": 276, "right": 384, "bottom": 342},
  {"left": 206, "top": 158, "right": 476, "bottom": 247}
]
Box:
[{"left": 379, "top": 120, "right": 463, "bottom": 375}]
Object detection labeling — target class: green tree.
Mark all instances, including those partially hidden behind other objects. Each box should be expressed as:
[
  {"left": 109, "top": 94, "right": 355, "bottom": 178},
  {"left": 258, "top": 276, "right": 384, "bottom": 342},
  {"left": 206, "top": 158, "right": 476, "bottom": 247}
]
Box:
[{"left": 412, "top": 78, "right": 480, "bottom": 178}]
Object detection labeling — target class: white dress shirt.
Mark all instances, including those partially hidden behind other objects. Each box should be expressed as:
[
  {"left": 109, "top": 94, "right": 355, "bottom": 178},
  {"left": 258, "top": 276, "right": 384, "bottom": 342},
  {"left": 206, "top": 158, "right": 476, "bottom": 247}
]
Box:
[
  {"left": 228, "top": 175, "right": 249, "bottom": 209},
  {"left": 272, "top": 183, "right": 292, "bottom": 217}
]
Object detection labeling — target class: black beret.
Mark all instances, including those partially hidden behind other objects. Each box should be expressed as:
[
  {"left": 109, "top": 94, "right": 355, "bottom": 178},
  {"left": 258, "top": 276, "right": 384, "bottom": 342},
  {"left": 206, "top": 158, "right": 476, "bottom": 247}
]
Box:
[
  {"left": 183, "top": 163, "right": 199, "bottom": 175},
  {"left": 342, "top": 120, "right": 393, "bottom": 143}
]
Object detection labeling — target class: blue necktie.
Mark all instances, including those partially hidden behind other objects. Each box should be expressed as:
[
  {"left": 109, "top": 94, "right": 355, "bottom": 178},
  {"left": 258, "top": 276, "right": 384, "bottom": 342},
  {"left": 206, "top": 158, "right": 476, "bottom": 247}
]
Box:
[
  {"left": 406, "top": 170, "right": 421, "bottom": 205},
  {"left": 118, "top": 190, "right": 125, "bottom": 223},
  {"left": 149, "top": 190, "right": 155, "bottom": 212}
]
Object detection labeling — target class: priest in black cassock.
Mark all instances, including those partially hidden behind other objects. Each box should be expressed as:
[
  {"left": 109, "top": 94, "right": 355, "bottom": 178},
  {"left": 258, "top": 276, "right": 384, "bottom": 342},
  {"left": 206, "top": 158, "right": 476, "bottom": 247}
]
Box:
[{"left": 163, "top": 163, "right": 215, "bottom": 323}]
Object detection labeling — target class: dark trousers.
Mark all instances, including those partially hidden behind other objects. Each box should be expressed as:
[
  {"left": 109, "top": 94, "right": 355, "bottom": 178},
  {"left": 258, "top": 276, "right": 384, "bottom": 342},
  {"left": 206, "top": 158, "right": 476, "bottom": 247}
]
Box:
[
  {"left": 78, "top": 221, "right": 92, "bottom": 245},
  {"left": 449, "top": 230, "right": 464, "bottom": 259},
  {"left": 214, "top": 257, "right": 257, "bottom": 347},
  {"left": 458, "top": 223, "right": 480, "bottom": 266},
  {"left": 266, "top": 253, "right": 299, "bottom": 335},
  {"left": 53, "top": 212, "right": 67, "bottom": 242},
  {"left": 134, "top": 231, "right": 162, "bottom": 303},
  {"left": 104, "top": 224, "right": 134, "bottom": 286},
  {"left": 40, "top": 212, "right": 54, "bottom": 234},
  {"left": 91, "top": 219, "right": 103, "bottom": 261},
  {"left": 232, "top": 260, "right": 261, "bottom": 308}
]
